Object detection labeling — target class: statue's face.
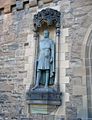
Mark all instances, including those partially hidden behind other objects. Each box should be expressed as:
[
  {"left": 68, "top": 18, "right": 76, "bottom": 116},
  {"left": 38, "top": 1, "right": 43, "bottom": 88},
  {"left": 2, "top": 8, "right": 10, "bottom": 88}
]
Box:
[{"left": 44, "top": 30, "right": 49, "bottom": 38}]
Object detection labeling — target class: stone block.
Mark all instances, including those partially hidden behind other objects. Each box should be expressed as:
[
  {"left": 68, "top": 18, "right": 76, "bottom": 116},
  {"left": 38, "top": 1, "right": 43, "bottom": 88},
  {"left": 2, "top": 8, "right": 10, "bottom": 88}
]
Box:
[
  {"left": 28, "top": 56, "right": 34, "bottom": 64},
  {"left": 59, "top": 84, "right": 65, "bottom": 93},
  {"left": 25, "top": 48, "right": 35, "bottom": 56},
  {"left": 59, "top": 43, "right": 69, "bottom": 53},
  {"left": 0, "top": 0, "right": 35, "bottom": 12},
  {"left": 73, "top": 7, "right": 90, "bottom": 17},
  {"left": 16, "top": 1, "right": 24, "bottom": 10},
  {"left": 29, "top": 0, "right": 37, "bottom": 7},
  {"left": 60, "top": 60, "right": 69, "bottom": 68},
  {"left": 60, "top": 36, "right": 66, "bottom": 43},
  {"left": 82, "top": 86, "right": 87, "bottom": 96},
  {"left": 60, "top": 76, "right": 69, "bottom": 84},
  {"left": 59, "top": 53, "right": 65, "bottom": 61},
  {"left": 65, "top": 93, "right": 70, "bottom": 102},
  {"left": 61, "top": 1, "right": 71, "bottom": 13},
  {"left": 72, "top": 77, "right": 82, "bottom": 85},
  {"left": 59, "top": 68, "right": 66, "bottom": 77},
  {"left": 11, "top": 0, "right": 16, "bottom": 5},
  {"left": 71, "top": 0, "right": 92, "bottom": 9},
  {"left": 25, "top": 64, "right": 29, "bottom": 71},
  {"left": 0, "top": 94, "right": 9, "bottom": 103},
  {"left": 28, "top": 104, "right": 58, "bottom": 115},
  {"left": 73, "top": 85, "right": 83, "bottom": 96},
  {"left": 27, "top": 70, "right": 34, "bottom": 79},
  {"left": 23, "top": 70, "right": 34, "bottom": 87},
  {"left": 43, "top": 0, "right": 53, "bottom": 4},
  {"left": 82, "top": 76, "right": 86, "bottom": 86},
  {"left": 62, "top": 28, "right": 69, "bottom": 37},
  {"left": 0, "top": 0, "right": 11, "bottom": 9},
  {"left": 4, "top": 5, "right": 11, "bottom": 13},
  {"left": 72, "top": 67, "right": 85, "bottom": 76},
  {"left": 0, "top": 83, "right": 14, "bottom": 92}
]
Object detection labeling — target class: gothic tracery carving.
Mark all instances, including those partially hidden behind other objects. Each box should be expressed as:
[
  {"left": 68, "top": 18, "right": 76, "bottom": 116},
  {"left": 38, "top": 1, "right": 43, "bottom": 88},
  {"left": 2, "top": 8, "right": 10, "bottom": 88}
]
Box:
[{"left": 33, "top": 8, "right": 61, "bottom": 30}]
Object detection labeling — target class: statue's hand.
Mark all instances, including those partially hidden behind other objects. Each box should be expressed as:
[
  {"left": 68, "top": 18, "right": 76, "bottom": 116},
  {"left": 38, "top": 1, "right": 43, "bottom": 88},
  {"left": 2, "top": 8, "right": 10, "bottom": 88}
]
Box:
[{"left": 50, "top": 58, "right": 53, "bottom": 63}]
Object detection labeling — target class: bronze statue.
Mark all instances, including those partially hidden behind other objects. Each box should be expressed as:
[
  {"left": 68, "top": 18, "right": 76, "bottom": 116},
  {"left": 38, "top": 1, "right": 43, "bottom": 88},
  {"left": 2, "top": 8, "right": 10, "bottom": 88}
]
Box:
[{"left": 32, "top": 30, "right": 55, "bottom": 90}]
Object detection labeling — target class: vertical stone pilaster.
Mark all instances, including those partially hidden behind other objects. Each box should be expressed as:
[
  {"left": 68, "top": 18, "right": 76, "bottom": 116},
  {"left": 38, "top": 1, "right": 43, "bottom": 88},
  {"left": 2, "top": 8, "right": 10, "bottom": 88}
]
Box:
[{"left": 54, "top": 26, "right": 60, "bottom": 90}]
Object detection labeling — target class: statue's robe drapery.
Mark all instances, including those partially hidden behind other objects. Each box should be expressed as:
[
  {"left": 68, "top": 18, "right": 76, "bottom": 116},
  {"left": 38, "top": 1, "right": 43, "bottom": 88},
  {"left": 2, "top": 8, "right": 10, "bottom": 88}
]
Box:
[{"left": 36, "top": 38, "right": 55, "bottom": 85}]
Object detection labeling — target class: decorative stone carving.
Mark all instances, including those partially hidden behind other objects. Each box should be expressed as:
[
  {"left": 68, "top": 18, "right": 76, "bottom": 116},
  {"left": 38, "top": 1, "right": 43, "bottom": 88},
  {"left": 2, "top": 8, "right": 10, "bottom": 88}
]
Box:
[{"left": 33, "top": 8, "right": 61, "bottom": 30}]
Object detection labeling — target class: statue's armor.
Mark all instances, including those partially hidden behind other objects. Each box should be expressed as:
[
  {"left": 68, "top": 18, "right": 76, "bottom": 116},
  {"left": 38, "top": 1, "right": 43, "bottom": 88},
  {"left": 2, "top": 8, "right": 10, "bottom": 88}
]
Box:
[
  {"left": 32, "top": 30, "right": 55, "bottom": 89},
  {"left": 37, "top": 39, "right": 52, "bottom": 70}
]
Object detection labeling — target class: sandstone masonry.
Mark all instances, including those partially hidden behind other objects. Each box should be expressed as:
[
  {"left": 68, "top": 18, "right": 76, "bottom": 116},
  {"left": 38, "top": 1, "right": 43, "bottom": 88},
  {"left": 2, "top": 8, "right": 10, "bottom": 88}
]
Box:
[{"left": 0, "top": 0, "right": 92, "bottom": 120}]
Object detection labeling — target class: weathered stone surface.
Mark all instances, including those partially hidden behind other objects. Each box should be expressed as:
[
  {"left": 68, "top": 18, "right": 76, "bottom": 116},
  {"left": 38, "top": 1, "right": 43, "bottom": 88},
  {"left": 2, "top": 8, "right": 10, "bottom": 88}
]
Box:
[
  {"left": 16, "top": 1, "right": 24, "bottom": 10},
  {"left": 29, "top": 0, "right": 37, "bottom": 7},
  {"left": 4, "top": 5, "right": 11, "bottom": 13},
  {"left": 0, "top": 0, "right": 11, "bottom": 9},
  {"left": 0, "top": 0, "right": 92, "bottom": 119}
]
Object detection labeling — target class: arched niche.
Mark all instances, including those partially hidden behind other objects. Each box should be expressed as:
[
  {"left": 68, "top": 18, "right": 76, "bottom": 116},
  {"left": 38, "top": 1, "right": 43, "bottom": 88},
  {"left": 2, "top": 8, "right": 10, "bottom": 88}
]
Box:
[
  {"left": 26, "top": 8, "right": 62, "bottom": 115},
  {"left": 82, "top": 24, "right": 92, "bottom": 118}
]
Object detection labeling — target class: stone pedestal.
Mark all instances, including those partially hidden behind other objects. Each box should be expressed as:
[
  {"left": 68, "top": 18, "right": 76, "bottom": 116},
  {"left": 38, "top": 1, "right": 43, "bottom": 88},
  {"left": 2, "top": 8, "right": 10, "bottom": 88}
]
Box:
[{"left": 26, "top": 87, "right": 62, "bottom": 114}]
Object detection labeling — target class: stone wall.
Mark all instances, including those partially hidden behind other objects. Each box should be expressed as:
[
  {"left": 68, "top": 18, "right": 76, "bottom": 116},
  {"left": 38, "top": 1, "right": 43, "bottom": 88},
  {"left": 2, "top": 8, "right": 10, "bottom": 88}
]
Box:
[
  {"left": 64, "top": 0, "right": 92, "bottom": 119},
  {"left": 0, "top": 0, "right": 92, "bottom": 120}
]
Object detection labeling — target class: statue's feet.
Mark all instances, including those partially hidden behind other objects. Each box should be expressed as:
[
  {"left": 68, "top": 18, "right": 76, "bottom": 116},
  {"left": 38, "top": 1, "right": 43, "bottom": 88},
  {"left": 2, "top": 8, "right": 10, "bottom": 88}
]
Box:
[
  {"left": 32, "top": 85, "right": 39, "bottom": 90},
  {"left": 44, "top": 86, "right": 48, "bottom": 89}
]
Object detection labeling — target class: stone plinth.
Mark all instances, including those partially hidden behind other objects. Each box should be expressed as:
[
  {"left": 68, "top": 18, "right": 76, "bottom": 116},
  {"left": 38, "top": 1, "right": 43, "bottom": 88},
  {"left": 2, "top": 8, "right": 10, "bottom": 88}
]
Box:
[{"left": 26, "top": 87, "right": 62, "bottom": 114}]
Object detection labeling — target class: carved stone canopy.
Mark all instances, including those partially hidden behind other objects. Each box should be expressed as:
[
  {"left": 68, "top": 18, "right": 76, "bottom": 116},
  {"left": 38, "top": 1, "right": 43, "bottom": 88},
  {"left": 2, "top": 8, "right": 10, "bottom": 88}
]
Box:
[{"left": 33, "top": 8, "right": 61, "bottom": 30}]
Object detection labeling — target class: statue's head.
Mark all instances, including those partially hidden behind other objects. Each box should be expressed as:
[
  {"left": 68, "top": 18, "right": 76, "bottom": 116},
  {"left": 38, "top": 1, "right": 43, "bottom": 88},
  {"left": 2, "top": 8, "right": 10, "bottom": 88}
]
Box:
[{"left": 44, "top": 30, "right": 49, "bottom": 38}]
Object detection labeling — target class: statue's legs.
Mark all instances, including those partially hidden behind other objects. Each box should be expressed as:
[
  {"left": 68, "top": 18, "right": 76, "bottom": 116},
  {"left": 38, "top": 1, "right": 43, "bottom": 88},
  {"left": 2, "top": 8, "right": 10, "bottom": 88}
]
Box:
[
  {"left": 32, "top": 70, "right": 41, "bottom": 90},
  {"left": 45, "top": 70, "right": 49, "bottom": 88},
  {"left": 36, "top": 70, "right": 41, "bottom": 86}
]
